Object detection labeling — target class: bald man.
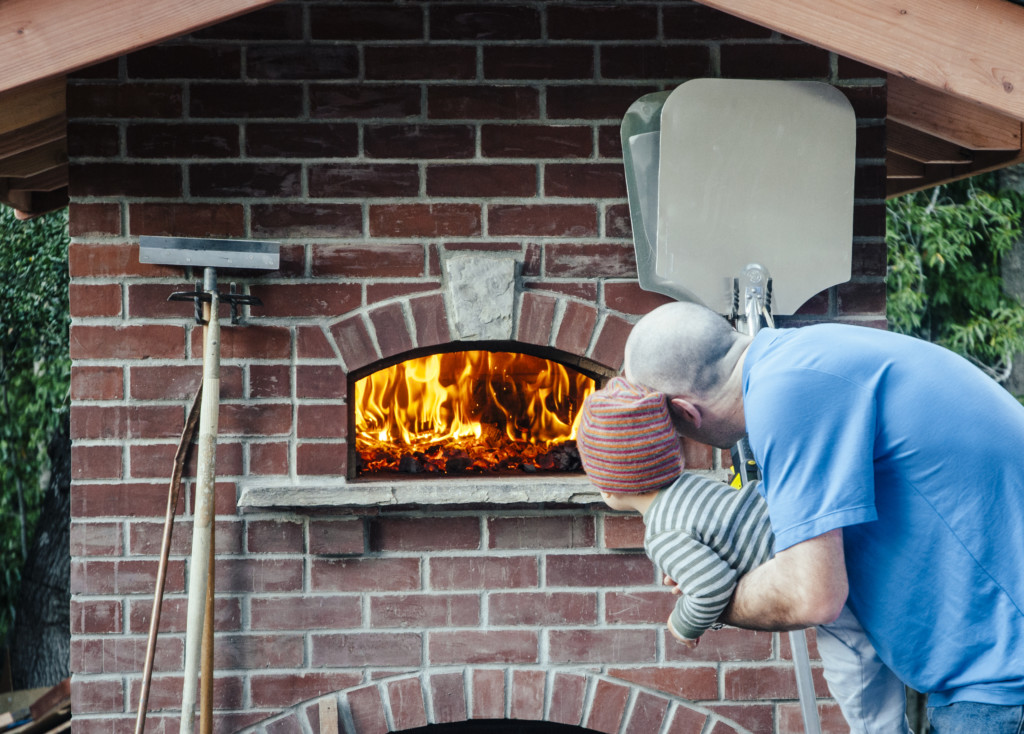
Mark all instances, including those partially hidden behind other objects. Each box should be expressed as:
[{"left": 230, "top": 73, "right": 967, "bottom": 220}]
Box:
[{"left": 624, "top": 301, "right": 1024, "bottom": 733}]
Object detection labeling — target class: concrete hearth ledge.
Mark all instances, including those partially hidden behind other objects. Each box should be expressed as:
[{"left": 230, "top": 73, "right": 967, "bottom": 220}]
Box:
[{"left": 237, "top": 475, "right": 604, "bottom": 508}]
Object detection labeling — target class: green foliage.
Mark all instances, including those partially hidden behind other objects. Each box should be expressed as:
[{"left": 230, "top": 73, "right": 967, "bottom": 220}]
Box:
[
  {"left": 886, "top": 174, "right": 1024, "bottom": 386},
  {"left": 0, "top": 207, "right": 70, "bottom": 644}
]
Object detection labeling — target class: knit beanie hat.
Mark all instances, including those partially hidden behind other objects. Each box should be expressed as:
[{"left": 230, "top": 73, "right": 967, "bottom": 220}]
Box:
[{"left": 576, "top": 376, "right": 684, "bottom": 494}]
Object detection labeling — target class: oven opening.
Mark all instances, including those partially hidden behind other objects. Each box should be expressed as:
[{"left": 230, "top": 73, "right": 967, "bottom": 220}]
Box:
[{"left": 353, "top": 349, "right": 599, "bottom": 477}]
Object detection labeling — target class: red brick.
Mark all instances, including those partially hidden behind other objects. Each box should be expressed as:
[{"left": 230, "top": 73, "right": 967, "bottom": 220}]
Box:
[
  {"left": 71, "top": 365, "right": 124, "bottom": 400},
  {"left": 130, "top": 364, "right": 241, "bottom": 400},
  {"left": 484, "top": 45, "right": 594, "bottom": 80},
  {"left": 838, "top": 281, "right": 886, "bottom": 314},
  {"left": 625, "top": 691, "right": 669, "bottom": 734},
  {"left": 309, "top": 83, "right": 422, "bottom": 120},
  {"left": 127, "top": 282, "right": 203, "bottom": 319},
  {"left": 608, "top": 666, "right": 718, "bottom": 702},
  {"left": 251, "top": 203, "right": 362, "bottom": 238},
  {"left": 471, "top": 669, "right": 505, "bottom": 719},
  {"left": 68, "top": 121, "right": 119, "bottom": 157},
  {"left": 369, "top": 516, "right": 479, "bottom": 552},
  {"left": 297, "top": 326, "right": 337, "bottom": 358},
  {"left": 369, "top": 203, "right": 481, "bottom": 237},
  {"left": 431, "top": 5, "right": 541, "bottom": 40},
  {"left": 311, "top": 557, "right": 419, "bottom": 592},
  {"left": 128, "top": 518, "right": 240, "bottom": 558},
  {"left": 545, "top": 242, "right": 635, "bottom": 278},
  {"left": 214, "top": 558, "right": 303, "bottom": 593},
  {"left": 366, "top": 45, "right": 476, "bottom": 81},
  {"left": 683, "top": 439, "right": 714, "bottom": 470},
  {"left": 212, "top": 633, "right": 304, "bottom": 670},
  {"left": 604, "top": 590, "right": 674, "bottom": 625},
  {"left": 72, "top": 558, "right": 183, "bottom": 595},
  {"left": 545, "top": 163, "right": 626, "bottom": 199},
  {"left": 666, "top": 705, "right": 710, "bottom": 734},
  {"left": 549, "top": 673, "right": 586, "bottom": 726},
  {"left": 71, "top": 482, "right": 170, "bottom": 519},
  {"left": 130, "top": 442, "right": 241, "bottom": 479},
  {"left": 250, "top": 441, "right": 290, "bottom": 475},
  {"left": 603, "top": 515, "right": 645, "bottom": 549},
  {"left": 667, "top": 627, "right": 774, "bottom": 663},
  {"left": 194, "top": 324, "right": 291, "bottom": 360},
  {"left": 489, "top": 591, "right": 597, "bottom": 626},
  {"left": 779, "top": 700, "right": 851, "bottom": 734},
  {"left": 70, "top": 324, "right": 185, "bottom": 360},
  {"left": 189, "top": 81, "right": 303, "bottom": 118},
  {"left": 427, "top": 163, "right": 536, "bottom": 197},
  {"left": 72, "top": 678, "right": 125, "bottom": 714},
  {"left": 550, "top": 628, "right": 656, "bottom": 663},
  {"left": 720, "top": 42, "right": 831, "bottom": 79},
  {"left": 546, "top": 552, "right": 652, "bottom": 587},
  {"left": 388, "top": 678, "right": 428, "bottom": 730},
  {"left": 369, "top": 302, "right": 413, "bottom": 358},
  {"left": 311, "top": 4, "right": 423, "bottom": 40},
  {"left": 601, "top": 45, "right": 712, "bottom": 80},
  {"left": 428, "top": 85, "right": 539, "bottom": 120},
  {"left": 604, "top": 282, "right": 674, "bottom": 315},
  {"left": 68, "top": 203, "right": 121, "bottom": 237},
  {"left": 70, "top": 283, "right": 121, "bottom": 317},
  {"left": 548, "top": 5, "right": 657, "bottom": 39},
  {"left": 489, "top": 204, "right": 597, "bottom": 237},
  {"left": 128, "top": 596, "right": 240, "bottom": 635},
  {"left": 309, "top": 163, "right": 419, "bottom": 197},
  {"left": 311, "top": 632, "right": 422, "bottom": 667},
  {"left": 511, "top": 669, "right": 545, "bottom": 720},
  {"left": 555, "top": 300, "right": 597, "bottom": 355},
  {"left": 410, "top": 293, "right": 451, "bottom": 349},
  {"left": 331, "top": 315, "right": 379, "bottom": 371},
  {"left": 71, "top": 636, "right": 181, "bottom": 674},
  {"left": 313, "top": 243, "right": 425, "bottom": 278},
  {"left": 370, "top": 593, "right": 480, "bottom": 628},
  {"left": 70, "top": 161, "right": 183, "bottom": 198},
  {"left": 292, "top": 364, "right": 343, "bottom": 399},
  {"left": 249, "top": 673, "right": 362, "bottom": 709},
  {"left": 525, "top": 281, "right": 596, "bottom": 301},
  {"left": 488, "top": 516, "right": 595, "bottom": 549},
  {"left": 246, "top": 44, "right": 357, "bottom": 80},
  {"left": 297, "top": 403, "right": 346, "bottom": 439},
  {"left": 296, "top": 441, "right": 348, "bottom": 475},
  {"left": 71, "top": 444, "right": 122, "bottom": 480},
  {"left": 481, "top": 124, "right": 592, "bottom": 158},
  {"left": 308, "top": 519, "right": 365, "bottom": 555},
  {"left": 590, "top": 314, "right": 633, "bottom": 372},
  {"left": 128, "top": 122, "right": 240, "bottom": 158},
  {"left": 663, "top": 4, "right": 773, "bottom": 39},
  {"left": 249, "top": 282, "right": 361, "bottom": 318},
  {"left": 517, "top": 291, "right": 556, "bottom": 346},
  {"left": 345, "top": 686, "right": 389, "bottom": 734},
  {"left": 128, "top": 202, "right": 245, "bottom": 239},
  {"left": 71, "top": 599, "right": 122, "bottom": 634},
  {"left": 247, "top": 519, "right": 303, "bottom": 553},
  {"left": 71, "top": 404, "right": 184, "bottom": 440},
  {"left": 429, "top": 671, "right": 467, "bottom": 724},
  {"left": 70, "top": 242, "right": 175, "bottom": 279},
  {"left": 547, "top": 84, "right": 658, "bottom": 121},
  {"left": 219, "top": 402, "right": 292, "bottom": 436},
  {"left": 68, "top": 81, "right": 183, "bottom": 117},
  {"left": 430, "top": 555, "right": 538, "bottom": 590},
  {"left": 429, "top": 630, "right": 538, "bottom": 665},
  {"left": 70, "top": 521, "right": 123, "bottom": 555},
  {"left": 586, "top": 679, "right": 630, "bottom": 734},
  {"left": 605, "top": 202, "right": 632, "bottom": 238},
  {"left": 250, "top": 364, "right": 290, "bottom": 398},
  {"left": 367, "top": 281, "right": 439, "bottom": 305}
]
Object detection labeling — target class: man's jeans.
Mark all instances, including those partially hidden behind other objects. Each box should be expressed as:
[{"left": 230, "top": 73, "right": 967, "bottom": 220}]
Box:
[{"left": 928, "top": 702, "right": 1024, "bottom": 733}]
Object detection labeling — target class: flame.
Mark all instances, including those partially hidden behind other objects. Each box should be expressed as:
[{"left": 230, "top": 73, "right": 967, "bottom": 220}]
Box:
[{"left": 355, "top": 351, "right": 596, "bottom": 474}]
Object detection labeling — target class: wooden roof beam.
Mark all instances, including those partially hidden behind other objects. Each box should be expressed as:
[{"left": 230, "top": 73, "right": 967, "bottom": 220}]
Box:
[
  {"left": 696, "top": 0, "right": 1024, "bottom": 122},
  {"left": 0, "top": 0, "right": 281, "bottom": 95}
]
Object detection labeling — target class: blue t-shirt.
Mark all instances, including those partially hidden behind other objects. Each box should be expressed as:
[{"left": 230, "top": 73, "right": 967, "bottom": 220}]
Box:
[{"left": 743, "top": 324, "right": 1024, "bottom": 706}]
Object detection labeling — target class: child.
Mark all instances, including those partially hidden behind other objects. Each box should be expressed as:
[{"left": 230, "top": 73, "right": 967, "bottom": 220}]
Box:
[{"left": 576, "top": 376, "right": 911, "bottom": 734}]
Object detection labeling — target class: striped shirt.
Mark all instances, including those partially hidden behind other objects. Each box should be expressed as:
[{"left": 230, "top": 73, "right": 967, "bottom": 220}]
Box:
[{"left": 644, "top": 472, "right": 774, "bottom": 639}]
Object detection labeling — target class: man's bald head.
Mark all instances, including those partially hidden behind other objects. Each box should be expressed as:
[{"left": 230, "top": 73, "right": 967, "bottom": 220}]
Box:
[{"left": 624, "top": 301, "right": 748, "bottom": 399}]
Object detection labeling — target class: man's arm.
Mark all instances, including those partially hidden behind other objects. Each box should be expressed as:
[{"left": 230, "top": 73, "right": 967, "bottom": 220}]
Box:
[{"left": 719, "top": 528, "right": 848, "bottom": 630}]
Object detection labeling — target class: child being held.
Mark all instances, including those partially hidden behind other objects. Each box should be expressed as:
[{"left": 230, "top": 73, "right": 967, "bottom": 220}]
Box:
[{"left": 575, "top": 376, "right": 910, "bottom": 734}]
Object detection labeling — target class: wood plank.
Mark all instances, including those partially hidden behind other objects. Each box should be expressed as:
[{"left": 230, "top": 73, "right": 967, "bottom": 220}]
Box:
[
  {"left": 888, "top": 75, "right": 1022, "bottom": 151},
  {"left": 887, "top": 120, "right": 972, "bottom": 165},
  {"left": 0, "top": 77, "right": 65, "bottom": 137},
  {"left": 696, "top": 0, "right": 1024, "bottom": 122},
  {"left": 0, "top": 140, "right": 66, "bottom": 178},
  {"left": 887, "top": 152, "right": 925, "bottom": 179},
  {"left": 0, "top": 0, "right": 280, "bottom": 95},
  {"left": 318, "top": 697, "right": 339, "bottom": 734},
  {"left": 887, "top": 148, "right": 1024, "bottom": 198},
  {"left": 7, "top": 164, "right": 68, "bottom": 193},
  {"left": 0, "top": 115, "right": 65, "bottom": 160}
]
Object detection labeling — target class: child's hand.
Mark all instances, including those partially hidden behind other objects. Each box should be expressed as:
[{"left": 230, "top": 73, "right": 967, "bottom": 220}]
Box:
[
  {"left": 663, "top": 574, "right": 682, "bottom": 595},
  {"left": 666, "top": 615, "right": 699, "bottom": 648}
]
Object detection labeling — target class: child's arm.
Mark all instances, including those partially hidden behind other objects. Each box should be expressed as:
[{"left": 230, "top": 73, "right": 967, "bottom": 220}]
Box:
[{"left": 648, "top": 530, "right": 739, "bottom": 642}]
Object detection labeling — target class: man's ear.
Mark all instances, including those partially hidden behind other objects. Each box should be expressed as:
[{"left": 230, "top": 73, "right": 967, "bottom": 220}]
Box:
[{"left": 669, "top": 397, "right": 702, "bottom": 429}]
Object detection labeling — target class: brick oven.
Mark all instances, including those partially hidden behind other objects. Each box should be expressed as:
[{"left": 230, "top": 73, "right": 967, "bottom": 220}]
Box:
[{"left": 66, "top": 2, "right": 887, "bottom": 732}]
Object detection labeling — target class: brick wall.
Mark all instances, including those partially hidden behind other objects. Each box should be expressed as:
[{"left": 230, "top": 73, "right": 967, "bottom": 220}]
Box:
[{"left": 66, "top": 2, "right": 887, "bottom": 732}]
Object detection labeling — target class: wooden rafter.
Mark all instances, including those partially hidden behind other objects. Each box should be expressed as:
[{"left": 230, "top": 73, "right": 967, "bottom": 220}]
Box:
[{"left": 695, "top": 0, "right": 1024, "bottom": 123}]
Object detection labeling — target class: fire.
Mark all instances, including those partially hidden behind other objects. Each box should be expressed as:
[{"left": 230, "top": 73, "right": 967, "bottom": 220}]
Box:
[{"left": 354, "top": 351, "right": 596, "bottom": 475}]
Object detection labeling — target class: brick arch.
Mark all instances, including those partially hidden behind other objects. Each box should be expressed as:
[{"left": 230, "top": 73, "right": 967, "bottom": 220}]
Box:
[
  {"left": 326, "top": 286, "right": 636, "bottom": 377},
  {"left": 238, "top": 667, "right": 754, "bottom": 734}
]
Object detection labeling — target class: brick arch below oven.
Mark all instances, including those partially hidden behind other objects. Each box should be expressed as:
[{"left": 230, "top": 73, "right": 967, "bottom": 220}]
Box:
[
  {"left": 325, "top": 285, "right": 637, "bottom": 377},
  {"left": 239, "top": 667, "right": 753, "bottom": 734}
]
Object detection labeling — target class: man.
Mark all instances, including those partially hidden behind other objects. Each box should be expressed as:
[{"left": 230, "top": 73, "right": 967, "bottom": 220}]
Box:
[{"left": 623, "top": 301, "right": 1024, "bottom": 732}]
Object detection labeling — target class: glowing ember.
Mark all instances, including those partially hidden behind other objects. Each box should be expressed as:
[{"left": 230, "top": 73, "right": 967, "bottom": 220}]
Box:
[{"left": 354, "top": 351, "right": 596, "bottom": 475}]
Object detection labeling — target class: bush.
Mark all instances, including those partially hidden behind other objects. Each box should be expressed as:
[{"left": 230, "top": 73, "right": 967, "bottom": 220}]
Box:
[
  {"left": 0, "top": 207, "right": 70, "bottom": 643},
  {"left": 886, "top": 174, "right": 1024, "bottom": 387}
]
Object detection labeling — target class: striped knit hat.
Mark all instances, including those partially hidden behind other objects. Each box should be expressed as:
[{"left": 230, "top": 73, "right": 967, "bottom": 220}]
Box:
[{"left": 576, "top": 376, "right": 683, "bottom": 494}]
